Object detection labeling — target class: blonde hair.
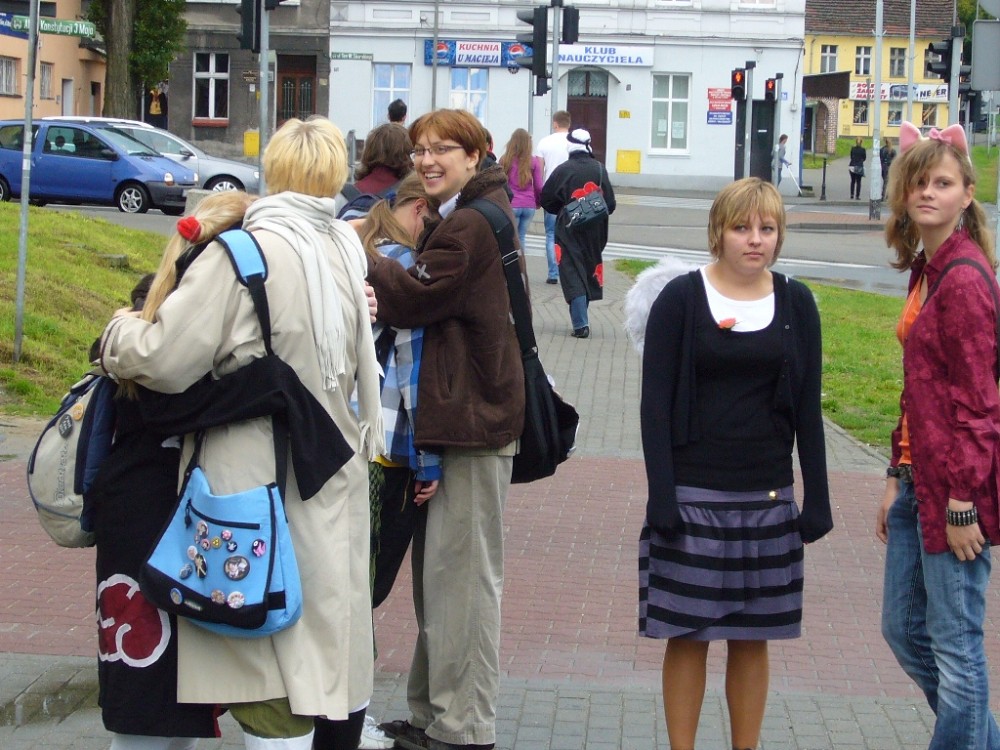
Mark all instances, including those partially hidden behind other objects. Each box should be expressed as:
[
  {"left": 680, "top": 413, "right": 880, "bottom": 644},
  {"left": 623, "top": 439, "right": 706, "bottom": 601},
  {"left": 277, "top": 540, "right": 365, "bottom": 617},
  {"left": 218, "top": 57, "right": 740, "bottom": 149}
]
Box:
[
  {"left": 499, "top": 129, "right": 533, "bottom": 189},
  {"left": 357, "top": 172, "right": 440, "bottom": 262},
  {"left": 884, "top": 137, "right": 995, "bottom": 270},
  {"left": 117, "top": 190, "right": 254, "bottom": 399},
  {"left": 263, "top": 116, "right": 348, "bottom": 197},
  {"left": 707, "top": 178, "right": 786, "bottom": 263}
]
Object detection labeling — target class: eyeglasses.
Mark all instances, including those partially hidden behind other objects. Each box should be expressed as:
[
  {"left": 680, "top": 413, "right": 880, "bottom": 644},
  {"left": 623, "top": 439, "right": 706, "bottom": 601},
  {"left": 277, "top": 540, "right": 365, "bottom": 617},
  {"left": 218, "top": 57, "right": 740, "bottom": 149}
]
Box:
[{"left": 410, "top": 144, "right": 465, "bottom": 160}]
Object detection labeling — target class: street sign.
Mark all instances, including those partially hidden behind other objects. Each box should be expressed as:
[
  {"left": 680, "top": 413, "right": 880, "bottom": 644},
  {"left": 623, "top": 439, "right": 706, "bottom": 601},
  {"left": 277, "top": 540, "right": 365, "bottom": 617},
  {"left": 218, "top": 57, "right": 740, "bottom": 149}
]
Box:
[
  {"left": 242, "top": 70, "right": 259, "bottom": 84},
  {"left": 12, "top": 15, "right": 95, "bottom": 37}
]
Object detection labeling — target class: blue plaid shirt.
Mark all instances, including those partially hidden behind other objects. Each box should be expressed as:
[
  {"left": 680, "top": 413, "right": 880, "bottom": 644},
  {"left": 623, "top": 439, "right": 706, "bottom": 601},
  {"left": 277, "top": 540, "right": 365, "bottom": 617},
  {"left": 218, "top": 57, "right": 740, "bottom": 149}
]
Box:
[{"left": 373, "top": 241, "right": 442, "bottom": 481}]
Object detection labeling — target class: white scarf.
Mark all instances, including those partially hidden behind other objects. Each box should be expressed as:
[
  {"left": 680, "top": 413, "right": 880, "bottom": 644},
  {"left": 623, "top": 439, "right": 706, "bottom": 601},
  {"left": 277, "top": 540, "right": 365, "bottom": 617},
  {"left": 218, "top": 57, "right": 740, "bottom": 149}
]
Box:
[{"left": 243, "top": 192, "right": 384, "bottom": 460}]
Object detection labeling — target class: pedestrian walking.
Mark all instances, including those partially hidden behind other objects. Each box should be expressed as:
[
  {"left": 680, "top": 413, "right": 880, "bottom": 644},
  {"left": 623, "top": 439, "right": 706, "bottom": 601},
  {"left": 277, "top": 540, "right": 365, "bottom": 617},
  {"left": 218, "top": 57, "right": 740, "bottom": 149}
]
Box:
[
  {"left": 849, "top": 138, "right": 866, "bottom": 199},
  {"left": 535, "top": 110, "right": 571, "bottom": 284},
  {"left": 540, "top": 128, "right": 616, "bottom": 339},
  {"left": 876, "top": 121, "right": 1000, "bottom": 750},
  {"left": 638, "top": 177, "right": 833, "bottom": 750},
  {"left": 879, "top": 137, "right": 896, "bottom": 200},
  {"left": 499, "top": 128, "right": 543, "bottom": 252}
]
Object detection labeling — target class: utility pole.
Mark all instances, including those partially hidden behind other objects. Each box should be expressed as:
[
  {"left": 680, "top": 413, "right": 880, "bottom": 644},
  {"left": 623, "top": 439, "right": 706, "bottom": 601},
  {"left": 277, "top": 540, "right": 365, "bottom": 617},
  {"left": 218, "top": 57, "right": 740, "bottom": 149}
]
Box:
[
  {"left": 15, "top": 0, "right": 40, "bottom": 363},
  {"left": 550, "top": 0, "right": 562, "bottom": 120},
  {"left": 906, "top": 0, "right": 915, "bottom": 122},
  {"left": 258, "top": 4, "right": 269, "bottom": 195},
  {"left": 869, "top": 0, "right": 884, "bottom": 219},
  {"left": 947, "top": 24, "right": 964, "bottom": 125},
  {"left": 743, "top": 61, "right": 755, "bottom": 180}
]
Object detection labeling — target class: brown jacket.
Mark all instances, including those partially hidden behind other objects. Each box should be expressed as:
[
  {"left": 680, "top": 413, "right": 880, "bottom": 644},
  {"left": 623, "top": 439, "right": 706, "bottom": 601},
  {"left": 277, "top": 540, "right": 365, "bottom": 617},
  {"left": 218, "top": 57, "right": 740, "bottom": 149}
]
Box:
[{"left": 368, "top": 166, "right": 525, "bottom": 449}]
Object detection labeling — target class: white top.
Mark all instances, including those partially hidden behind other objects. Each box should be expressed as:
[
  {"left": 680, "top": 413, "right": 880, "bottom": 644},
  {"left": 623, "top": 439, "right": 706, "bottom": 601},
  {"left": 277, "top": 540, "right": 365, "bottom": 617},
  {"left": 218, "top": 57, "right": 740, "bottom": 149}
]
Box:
[
  {"left": 535, "top": 130, "right": 570, "bottom": 182},
  {"left": 700, "top": 266, "right": 774, "bottom": 332}
]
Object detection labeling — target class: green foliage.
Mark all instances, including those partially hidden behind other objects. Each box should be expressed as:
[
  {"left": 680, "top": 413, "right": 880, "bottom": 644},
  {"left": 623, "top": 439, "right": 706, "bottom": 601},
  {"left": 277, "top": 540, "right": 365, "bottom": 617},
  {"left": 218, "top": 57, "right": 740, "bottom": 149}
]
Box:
[
  {"left": 0, "top": 204, "right": 166, "bottom": 413},
  {"left": 613, "top": 260, "right": 902, "bottom": 455}
]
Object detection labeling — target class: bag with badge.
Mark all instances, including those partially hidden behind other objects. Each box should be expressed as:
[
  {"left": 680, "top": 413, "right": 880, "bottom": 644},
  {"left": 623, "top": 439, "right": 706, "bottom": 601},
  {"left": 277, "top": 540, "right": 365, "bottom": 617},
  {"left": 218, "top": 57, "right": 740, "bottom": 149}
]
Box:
[
  {"left": 562, "top": 164, "right": 609, "bottom": 229},
  {"left": 139, "top": 229, "right": 302, "bottom": 638}
]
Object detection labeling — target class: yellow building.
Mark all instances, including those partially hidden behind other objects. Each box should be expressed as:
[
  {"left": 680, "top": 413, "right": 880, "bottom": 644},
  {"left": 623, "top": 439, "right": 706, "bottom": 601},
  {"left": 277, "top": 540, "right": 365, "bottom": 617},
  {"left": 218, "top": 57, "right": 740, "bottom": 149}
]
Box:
[
  {"left": 803, "top": 0, "right": 951, "bottom": 152},
  {"left": 0, "top": 1, "right": 106, "bottom": 121}
]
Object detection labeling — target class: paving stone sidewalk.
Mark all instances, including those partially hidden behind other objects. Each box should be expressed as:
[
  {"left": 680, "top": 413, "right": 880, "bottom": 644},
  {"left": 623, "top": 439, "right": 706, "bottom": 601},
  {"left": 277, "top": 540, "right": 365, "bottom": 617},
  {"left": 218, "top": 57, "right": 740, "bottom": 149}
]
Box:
[{"left": 4, "top": 255, "right": 997, "bottom": 749}]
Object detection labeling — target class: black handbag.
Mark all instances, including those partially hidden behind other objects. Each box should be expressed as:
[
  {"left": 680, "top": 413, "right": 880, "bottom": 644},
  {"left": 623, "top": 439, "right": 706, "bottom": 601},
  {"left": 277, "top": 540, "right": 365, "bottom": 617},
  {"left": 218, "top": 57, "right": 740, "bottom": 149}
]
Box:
[
  {"left": 562, "top": 163, "right": 609, "bottom": 228},
  {"left": 468, "top": 198, "right": 580, "bottom": 483}
]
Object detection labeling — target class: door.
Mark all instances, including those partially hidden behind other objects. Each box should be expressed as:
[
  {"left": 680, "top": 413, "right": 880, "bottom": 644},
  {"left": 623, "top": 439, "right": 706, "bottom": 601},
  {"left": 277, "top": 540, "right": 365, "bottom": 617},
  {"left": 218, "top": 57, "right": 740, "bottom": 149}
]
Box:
[
  {"left": 750, "top": 100, "right": 775, "bottom": 181},
  {"left": 566, "top": 70, "right": 609, "bottom": 165},
  {"left": 34, "top": 125, "right": 114, "bottom": 202},
  {"left": 61, "top": 79, "right": 74, "bottom": 115},
  {"left": 277, "top": 55, "right": 317, "bottom": 128}
]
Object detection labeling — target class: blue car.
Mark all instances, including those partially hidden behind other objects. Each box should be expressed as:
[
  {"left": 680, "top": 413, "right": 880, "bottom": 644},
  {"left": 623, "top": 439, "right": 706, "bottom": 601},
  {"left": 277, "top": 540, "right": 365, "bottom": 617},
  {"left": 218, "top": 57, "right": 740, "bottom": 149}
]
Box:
[{"left": 0, "top": 119, "right": 198, "bottom": 214}]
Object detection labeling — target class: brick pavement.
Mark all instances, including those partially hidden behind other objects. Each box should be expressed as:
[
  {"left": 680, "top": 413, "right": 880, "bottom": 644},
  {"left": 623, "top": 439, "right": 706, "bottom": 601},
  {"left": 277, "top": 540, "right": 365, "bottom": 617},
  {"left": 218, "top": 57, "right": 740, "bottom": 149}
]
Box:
[{"left": 2, "top": 252, "right": 997, "bottom": 749}]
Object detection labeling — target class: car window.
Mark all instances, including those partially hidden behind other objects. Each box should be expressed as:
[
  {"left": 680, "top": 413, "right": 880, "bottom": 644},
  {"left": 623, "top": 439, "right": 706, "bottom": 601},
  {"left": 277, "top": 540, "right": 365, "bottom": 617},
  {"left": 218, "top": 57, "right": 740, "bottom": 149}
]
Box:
[
  {"left": 0, "top": 124, "right": 38, "bottom": 151},
  {"left": 45, "top": 126, "right": 113, "bottom": 159},
  {"left": 100, "top": 127, "right": 159, "bottom": 157},
  {"left": 127, "top": 129, "right": 181, "bottom": 156}
]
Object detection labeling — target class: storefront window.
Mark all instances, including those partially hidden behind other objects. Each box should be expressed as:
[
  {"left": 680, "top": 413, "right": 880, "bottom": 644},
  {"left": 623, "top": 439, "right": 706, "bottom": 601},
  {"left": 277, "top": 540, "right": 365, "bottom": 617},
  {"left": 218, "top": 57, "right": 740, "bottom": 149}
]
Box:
[
  {"left": 921, "top": 103, "right": 937, "bottom": 128},
  {"left": 650, "top": 74, "right": 689, "bottom": 151},
  {"left": 853, "top": 100, "right": 868, "bottom": 125},
  {"left": 887, "top": 102, "right": 903, "bottom": 126},
  {"left": 449, "top": 68, "right": 488, "bottom": 122}
]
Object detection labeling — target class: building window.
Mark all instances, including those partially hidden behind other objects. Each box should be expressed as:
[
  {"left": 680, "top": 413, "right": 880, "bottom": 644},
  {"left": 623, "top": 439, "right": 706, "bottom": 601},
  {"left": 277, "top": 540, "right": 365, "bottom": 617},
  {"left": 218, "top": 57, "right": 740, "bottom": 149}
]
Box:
[
  {"left": 853, "top": 100, "right": 869, "bottom": 125},
  {"left": 820, "top": 45, "right": 838, "bottom": 73},
  {"left": 0, "top": 57, "right": 18, "bottom": 96},
  {"left": 449, "top": 67, "right": 487, "bottom": 122},
  {"left": 739, "top": 0, "right": 776, "bottom": 5},
  {"left": 193, "top": 52, "right": 229, "bottom": 120},
  {"left": 921, "top": 103, "right": 937, "bottom": 128},
  {"left": 855, "top": 46, "right": 872, "bottom": 75},
  {"left": 889, "top": 48, "right": 905, "bottom": 78},
  {"left": 372, "top": 64, "right": 410, "bottom": 126},
  {"left": 887, "top": 102, "right": 903, "bottom": 126},
  {"left": 650, "top": 73, "right": 690, "bottom": 151},
  {"left": 40, "top": 63, "right": 54, "bottom": 99}
]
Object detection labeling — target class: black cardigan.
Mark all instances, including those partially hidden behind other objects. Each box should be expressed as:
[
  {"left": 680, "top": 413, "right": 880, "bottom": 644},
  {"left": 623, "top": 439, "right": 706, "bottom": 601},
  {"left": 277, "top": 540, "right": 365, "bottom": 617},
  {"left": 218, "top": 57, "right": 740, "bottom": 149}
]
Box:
[{"left": 640, "top": 270, "right": 833, "bottom": 543}]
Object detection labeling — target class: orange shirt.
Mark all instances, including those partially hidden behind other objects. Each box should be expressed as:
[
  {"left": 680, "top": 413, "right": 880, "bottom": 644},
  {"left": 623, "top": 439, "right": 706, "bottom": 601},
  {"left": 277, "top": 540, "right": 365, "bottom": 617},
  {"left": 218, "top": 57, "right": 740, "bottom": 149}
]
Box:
[{"left": 896, "top": 279, "right": 923, "bottom": 465}]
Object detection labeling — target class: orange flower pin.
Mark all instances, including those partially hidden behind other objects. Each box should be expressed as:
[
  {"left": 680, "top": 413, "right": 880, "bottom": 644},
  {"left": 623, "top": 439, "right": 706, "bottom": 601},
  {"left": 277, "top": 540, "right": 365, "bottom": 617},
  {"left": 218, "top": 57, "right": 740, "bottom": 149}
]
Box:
[{"left": 718, "top": 318, "right": 738, "bottom": 330}]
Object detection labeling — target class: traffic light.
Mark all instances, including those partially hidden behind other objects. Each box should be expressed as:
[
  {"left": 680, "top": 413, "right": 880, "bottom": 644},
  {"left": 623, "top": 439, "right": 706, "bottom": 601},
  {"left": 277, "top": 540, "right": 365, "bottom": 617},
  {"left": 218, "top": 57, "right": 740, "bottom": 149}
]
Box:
[
  {"left": 926, "top": 38, "right": 952, "bottom": 80},
  {"left": 562, "top": 6, "right": 580, "bottom": 45},
  {"left": 731, "top": 68, "right": 746, "bottom": 100},
  {"left": 764, "top": 77, "right": 776, "bottom": 101},
  {"left": 236, "top": 0, "right": 260, "bottom": 53},
  {"left": 516, "top": 6, "right": 548, "bottom": 80}
]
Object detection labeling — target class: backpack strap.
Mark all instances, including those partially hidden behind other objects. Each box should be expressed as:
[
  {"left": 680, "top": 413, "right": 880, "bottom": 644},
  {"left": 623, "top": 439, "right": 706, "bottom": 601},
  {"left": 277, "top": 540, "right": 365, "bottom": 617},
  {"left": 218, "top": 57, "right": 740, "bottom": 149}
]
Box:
[
  {"left": 216, "top": 229, "right": 273, "bottom": 357},
  {"left": 927, "top": 256, "right": 1000, "bottom": 378},
  {"left": 466, "top": 198, "right": 536, "bottom": 356},
  {"left": 190, "top": 228, "right": 288, "bottom": 497}
]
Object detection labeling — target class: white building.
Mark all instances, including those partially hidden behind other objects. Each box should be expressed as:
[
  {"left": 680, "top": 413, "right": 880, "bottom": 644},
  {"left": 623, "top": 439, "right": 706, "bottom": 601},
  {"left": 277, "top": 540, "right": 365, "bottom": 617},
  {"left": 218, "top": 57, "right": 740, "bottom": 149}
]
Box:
[{"left": 327, "top": 0, "right": 807, "bottom": 192}]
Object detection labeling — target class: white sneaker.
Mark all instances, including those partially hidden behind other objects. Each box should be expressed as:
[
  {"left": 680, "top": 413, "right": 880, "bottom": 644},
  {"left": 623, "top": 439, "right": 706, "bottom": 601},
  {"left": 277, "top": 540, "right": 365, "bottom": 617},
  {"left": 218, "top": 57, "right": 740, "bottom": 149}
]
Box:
[{"left": 359, "top": 715, "right": 395, "bottom": 750}]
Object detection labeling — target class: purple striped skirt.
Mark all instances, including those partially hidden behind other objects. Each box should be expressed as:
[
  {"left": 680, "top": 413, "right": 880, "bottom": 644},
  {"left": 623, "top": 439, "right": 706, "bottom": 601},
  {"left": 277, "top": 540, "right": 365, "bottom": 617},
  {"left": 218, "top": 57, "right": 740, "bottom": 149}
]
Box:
[{"left": 639, "top": 484, "right": 804, "bottom": 641}]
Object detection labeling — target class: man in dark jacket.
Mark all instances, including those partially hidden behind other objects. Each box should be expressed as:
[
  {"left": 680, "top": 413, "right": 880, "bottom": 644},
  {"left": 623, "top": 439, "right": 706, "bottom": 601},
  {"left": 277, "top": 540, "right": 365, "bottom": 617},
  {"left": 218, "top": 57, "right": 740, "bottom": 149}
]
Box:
[{"left": 540, "top": 128, "right": 616, "bottom": 339}]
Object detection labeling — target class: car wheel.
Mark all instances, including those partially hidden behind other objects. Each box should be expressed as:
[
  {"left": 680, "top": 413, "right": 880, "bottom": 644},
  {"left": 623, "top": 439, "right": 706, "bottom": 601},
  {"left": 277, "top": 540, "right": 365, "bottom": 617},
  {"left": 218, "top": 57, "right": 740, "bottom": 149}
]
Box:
[
  {"left": 161, "top": 206, "right": 184, "bottom": 216},
  {"left": 206, "top": 176, "right": 244, "bottom": 192},
  {"left": 0, "top": 177, "right": 10, "bottom": 202},
  {"left": 116, "top": 183, "right": 150, "bottom": 213}
]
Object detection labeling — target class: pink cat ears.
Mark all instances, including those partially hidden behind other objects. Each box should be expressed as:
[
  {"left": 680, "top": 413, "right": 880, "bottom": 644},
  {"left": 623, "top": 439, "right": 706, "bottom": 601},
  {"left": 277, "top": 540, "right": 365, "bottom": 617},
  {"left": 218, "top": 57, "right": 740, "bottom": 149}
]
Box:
[{"left": 898, "top": 121, "right": 968, "bottom": 156}]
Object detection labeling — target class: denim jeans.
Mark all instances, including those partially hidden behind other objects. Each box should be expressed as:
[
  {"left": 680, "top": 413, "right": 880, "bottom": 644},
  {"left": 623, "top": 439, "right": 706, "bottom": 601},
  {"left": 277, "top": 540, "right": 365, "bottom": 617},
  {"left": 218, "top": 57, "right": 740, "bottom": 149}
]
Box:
[
  {"left": 543, "top": 210, "right": 559, "bottom": 280},
  {"left": 881, "top": 479, "right": 1000, "bottom": 750},
  {"left": 569, "top": 296, "right": 588, "bottom": 330},
  {"left": 512, "top": 207, "right": 535, "bottom": 255}
]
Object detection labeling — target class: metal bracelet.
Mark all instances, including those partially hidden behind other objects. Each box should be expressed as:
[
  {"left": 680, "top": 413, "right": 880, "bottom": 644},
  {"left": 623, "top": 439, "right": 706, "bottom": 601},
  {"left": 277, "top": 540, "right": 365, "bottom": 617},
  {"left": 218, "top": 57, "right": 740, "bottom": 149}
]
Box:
[{"left": 946, "top": 507, "right": 979, "bottom": 527}]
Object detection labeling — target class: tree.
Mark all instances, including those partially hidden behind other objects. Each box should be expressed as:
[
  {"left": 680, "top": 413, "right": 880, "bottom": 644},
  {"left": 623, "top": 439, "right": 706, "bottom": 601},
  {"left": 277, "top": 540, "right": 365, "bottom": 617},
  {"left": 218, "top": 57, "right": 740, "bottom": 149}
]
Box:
[{"left": 89, "top": 0, "right": 187, "bottom": 119}]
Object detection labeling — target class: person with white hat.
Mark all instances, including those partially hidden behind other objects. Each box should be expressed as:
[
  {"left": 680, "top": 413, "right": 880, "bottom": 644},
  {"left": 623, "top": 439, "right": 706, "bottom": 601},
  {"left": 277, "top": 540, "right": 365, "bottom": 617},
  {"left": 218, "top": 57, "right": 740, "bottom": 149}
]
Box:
[{"left": 540, "top": 128, "right": 616, "bottom": 338}]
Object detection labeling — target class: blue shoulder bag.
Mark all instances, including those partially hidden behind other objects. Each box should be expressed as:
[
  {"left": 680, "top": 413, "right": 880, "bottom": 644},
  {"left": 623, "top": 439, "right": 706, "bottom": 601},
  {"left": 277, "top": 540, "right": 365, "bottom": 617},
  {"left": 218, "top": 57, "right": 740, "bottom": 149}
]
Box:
[{"left": 140, "top": 229, "right": 303, "bottom": 638}]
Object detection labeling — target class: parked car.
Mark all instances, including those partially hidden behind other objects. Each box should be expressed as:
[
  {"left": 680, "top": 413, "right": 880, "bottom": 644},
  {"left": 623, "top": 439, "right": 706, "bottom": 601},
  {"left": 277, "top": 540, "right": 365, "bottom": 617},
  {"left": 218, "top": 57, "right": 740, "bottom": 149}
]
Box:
[
  {"left": 50, "top": 117, "right": 260, "bottom": 193},
  {"left": 0, "top": 120, "right": 197, "bottom": 214}
]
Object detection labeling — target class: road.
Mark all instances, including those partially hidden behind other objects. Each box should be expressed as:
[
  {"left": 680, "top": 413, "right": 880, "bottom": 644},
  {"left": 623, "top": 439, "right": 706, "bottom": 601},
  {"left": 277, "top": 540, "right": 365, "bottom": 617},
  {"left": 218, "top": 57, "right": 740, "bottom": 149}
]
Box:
[{"left": 44, "top": 191, "right": 910, "bottom": 296}]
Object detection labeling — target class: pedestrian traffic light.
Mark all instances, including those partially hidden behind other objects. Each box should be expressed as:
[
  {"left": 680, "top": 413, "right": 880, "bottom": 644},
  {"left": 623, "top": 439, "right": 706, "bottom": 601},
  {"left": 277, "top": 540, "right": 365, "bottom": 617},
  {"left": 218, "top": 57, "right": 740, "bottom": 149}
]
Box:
[
  {"left": 562, "top": 6, "right": 580, "bottom": 45},
  {"left": 925, "top": 38, "right": 952, "bottom": 80},
  {"left": 764, "top": 78, "right": 776, "bottom": 101},
  {"left": 731, "top": 69, "right": 746, "bottom": 100},
  {"left": 236, "top": 0, "right": 260, "bottom": 53},
  {"left": 516, "top": 6, "right": 548, "bottom": 80}
]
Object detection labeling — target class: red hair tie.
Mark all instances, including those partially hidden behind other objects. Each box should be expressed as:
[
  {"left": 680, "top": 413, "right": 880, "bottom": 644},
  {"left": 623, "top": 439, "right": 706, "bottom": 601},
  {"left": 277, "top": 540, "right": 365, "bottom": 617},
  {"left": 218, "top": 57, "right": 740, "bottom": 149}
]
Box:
[{"left": 176, "top": 215, "right": 201, "bottom": 242}]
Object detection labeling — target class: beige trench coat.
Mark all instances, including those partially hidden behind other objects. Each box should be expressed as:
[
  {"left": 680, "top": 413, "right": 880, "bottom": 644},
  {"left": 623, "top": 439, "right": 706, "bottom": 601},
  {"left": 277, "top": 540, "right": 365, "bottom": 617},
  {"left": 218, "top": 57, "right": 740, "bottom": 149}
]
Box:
[{"left": 100, "top": 226, "right": 374, "bottom": 719}]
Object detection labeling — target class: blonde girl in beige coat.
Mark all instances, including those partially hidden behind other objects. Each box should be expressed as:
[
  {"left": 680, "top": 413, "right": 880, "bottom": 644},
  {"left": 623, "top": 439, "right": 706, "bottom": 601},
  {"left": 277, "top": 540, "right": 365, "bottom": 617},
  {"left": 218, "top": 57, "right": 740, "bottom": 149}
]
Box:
[{"left": 99, "top": 117, "right": 383, "bottom": 750}]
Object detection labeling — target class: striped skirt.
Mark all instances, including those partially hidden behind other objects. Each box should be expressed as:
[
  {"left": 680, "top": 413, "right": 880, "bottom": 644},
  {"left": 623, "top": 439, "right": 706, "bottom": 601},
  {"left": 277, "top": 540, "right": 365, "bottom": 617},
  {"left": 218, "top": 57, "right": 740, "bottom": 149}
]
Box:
[{"left": 639, "top": 485, "right": 804, "bottom": 641}]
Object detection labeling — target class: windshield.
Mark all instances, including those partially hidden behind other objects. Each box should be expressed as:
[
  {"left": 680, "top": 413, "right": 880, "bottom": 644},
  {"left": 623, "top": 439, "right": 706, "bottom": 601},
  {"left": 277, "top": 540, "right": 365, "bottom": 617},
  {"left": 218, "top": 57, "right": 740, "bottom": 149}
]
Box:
[{"left": 101, "top": 127, "right": 160, "bottom": 156}]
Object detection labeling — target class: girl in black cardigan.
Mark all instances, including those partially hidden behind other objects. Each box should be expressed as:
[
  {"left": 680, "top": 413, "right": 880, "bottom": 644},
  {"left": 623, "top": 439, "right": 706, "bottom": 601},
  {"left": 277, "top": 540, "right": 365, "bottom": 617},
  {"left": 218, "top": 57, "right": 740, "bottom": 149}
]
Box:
[{"left": 639, "top": 177, "right": 832, "bottom": 750}]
